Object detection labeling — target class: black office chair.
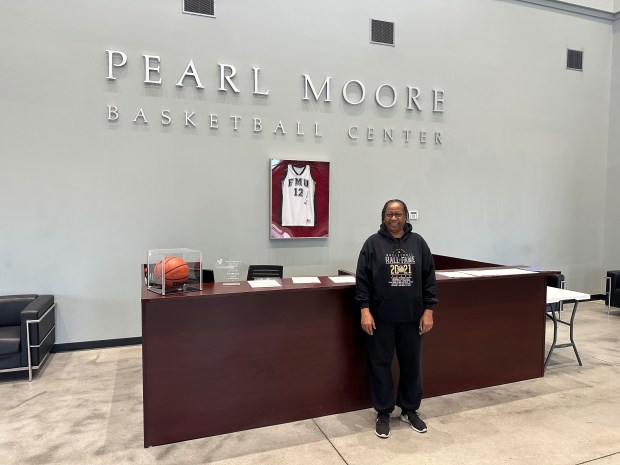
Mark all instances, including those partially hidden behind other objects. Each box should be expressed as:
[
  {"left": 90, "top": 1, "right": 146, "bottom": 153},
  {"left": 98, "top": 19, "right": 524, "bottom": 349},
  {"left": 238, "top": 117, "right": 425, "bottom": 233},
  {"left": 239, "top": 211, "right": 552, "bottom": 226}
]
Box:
[
  {"left": 247, "top": 265, "right": 283, "bottom": 281},
  {"left": 606, "top": 270, "right": 620, "bottom": 313},
  {"left": 202, "top": 269, "right": 215, "bottom": 283},
  {"left": 0, "top": 294, "right": 56, "bottom": 381},
  {"left": 546, "top": 273, "right": 565, "bottom": 314}
]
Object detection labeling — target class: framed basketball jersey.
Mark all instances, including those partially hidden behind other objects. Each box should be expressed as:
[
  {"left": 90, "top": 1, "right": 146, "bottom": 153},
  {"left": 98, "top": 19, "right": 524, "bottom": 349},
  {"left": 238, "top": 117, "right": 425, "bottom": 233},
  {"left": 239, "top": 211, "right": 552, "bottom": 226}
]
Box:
[
  {"left": 270, "top": 159, "right": 330, "bottom": 239},
  {"left": 281, "top": 164, "right": 315, "bottom": 227}
]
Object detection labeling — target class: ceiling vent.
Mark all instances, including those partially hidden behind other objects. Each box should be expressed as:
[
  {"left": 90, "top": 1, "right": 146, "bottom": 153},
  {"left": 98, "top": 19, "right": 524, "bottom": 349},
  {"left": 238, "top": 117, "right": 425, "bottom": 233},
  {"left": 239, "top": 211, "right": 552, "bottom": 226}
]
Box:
[
  {"left": 566, "top": 49, "right": 583, "bottom": 71},
  {"left": 183, "top": 0, "right": 215, "bottom": 17},
  {"left": 370, "top": 19, "right": 394, "bottom": 46}
]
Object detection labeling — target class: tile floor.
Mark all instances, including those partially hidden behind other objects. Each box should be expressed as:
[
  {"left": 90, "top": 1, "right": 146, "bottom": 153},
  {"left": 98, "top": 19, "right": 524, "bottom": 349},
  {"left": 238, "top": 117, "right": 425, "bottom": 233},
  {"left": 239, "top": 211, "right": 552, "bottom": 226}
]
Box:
[{"left": 1, "top": 300, "right": 619, "bottom": 465}]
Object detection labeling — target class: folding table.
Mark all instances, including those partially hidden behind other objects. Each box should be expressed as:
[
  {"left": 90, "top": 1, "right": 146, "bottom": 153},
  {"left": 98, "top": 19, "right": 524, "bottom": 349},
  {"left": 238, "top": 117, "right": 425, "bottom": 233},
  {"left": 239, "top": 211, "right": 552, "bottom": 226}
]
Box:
[{"left": 545, "top": 286, "right": 590, "bottom": 370}]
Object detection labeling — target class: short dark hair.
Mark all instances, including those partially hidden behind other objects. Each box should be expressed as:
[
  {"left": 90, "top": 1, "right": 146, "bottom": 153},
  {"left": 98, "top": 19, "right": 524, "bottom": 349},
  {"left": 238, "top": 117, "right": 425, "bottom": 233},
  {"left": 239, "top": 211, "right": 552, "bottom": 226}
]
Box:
[{"left": 380, "top": 199, "right": 409, "bottom": 223}]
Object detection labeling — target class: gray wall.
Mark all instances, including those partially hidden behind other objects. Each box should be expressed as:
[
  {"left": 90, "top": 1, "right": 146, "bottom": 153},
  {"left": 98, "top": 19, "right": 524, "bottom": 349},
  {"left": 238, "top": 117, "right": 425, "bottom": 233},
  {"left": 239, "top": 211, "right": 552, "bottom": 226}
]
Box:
[
  {"left": 0, "top": 0, "right": 616, "bottom": 344},
  {"left": 606, "top": 19, "right": 620, "bottom": 271}
]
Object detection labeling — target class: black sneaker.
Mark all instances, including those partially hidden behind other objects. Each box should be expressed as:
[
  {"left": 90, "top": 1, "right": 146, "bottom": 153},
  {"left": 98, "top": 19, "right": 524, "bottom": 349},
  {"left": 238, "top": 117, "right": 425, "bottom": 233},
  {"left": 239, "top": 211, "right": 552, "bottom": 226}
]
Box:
[
  {"left": 375, "top": 412, "right": 390, "bottom": 438},
  {"left": 400, "top": 410, "right": 427, "bottom": 433}
]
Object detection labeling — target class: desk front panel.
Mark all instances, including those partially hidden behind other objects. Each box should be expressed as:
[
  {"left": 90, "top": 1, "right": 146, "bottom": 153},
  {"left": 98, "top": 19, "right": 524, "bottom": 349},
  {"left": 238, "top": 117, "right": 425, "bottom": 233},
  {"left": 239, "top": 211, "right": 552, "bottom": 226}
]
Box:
[
  {"left": 142, "top": 280, "right": 369, "bottom": 446},
  {"left": 425, "top": 274, "right": 546, "bottom": 395},
  {"left": 142, "top": 272, "right": 547, "bottom": 446}
]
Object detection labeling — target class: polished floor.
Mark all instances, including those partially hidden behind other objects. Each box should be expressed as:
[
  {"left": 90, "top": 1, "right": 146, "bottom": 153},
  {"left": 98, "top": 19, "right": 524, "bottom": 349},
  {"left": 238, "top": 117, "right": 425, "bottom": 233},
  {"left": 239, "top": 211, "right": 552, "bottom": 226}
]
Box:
[{"left": 1, "top": 300, "right": 619, "bottom": 465}]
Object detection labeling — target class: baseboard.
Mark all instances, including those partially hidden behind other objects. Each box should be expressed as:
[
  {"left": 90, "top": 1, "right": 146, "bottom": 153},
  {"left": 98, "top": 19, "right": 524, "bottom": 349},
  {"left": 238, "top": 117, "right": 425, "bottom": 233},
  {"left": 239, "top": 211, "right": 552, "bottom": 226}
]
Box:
[
  {"left": 590, "top": 294, "right": 607, "bottom": 301},
  {"left": 52, "top": 337, "right": 142, "bottom": 353}
]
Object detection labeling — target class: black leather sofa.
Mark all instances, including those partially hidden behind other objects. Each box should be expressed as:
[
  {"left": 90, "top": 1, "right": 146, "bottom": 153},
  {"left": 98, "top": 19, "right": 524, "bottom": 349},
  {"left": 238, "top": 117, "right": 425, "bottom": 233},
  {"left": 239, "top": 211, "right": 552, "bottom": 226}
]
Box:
[
  {"left": 0, "top": 295, "right": 55, "bottom": 381},
  {"left": 606, "top": 271, "right": 620, "bottom": 308}
]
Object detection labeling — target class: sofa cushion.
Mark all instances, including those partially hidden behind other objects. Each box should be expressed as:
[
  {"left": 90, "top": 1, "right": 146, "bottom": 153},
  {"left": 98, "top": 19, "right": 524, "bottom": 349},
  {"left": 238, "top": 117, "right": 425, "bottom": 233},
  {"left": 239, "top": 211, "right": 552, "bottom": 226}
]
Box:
[
  {"left": 0, "top": 295, "right": 37, "bottom": 326},
  {"left": 0, "top": 326, "right": 21, "bottom": 356}
]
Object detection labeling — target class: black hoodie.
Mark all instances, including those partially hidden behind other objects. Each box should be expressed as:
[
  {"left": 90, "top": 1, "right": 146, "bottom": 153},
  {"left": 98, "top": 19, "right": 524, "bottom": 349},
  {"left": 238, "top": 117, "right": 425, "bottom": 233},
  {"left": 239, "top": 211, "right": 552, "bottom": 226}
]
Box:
[{"left": 355, "top": 222, "right": 437, "bottom": 323}]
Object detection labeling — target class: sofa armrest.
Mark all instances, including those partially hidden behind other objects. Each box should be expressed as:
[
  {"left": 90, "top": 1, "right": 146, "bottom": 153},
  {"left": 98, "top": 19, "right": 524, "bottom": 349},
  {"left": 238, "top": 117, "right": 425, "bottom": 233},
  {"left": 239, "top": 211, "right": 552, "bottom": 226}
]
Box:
[
  {"left": 20, "top": 295, "right": 54, "bottom": 320},
  {"left": 20, "top": 295, "right": 55, "bottom": 366}
]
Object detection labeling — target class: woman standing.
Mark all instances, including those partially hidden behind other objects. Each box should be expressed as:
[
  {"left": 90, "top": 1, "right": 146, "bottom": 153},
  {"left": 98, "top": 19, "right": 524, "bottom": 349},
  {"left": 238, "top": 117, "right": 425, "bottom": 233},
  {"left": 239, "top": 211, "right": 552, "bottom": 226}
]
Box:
[{"left": 355, "top": 199, "right": 437, "bottom": 439}]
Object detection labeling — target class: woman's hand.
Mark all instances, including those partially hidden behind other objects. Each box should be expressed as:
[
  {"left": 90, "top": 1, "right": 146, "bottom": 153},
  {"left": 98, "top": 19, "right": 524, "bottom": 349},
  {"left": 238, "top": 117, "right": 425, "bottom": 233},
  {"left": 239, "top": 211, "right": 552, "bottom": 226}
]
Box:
[
  {"left": 361, "top": 308, "right": 376, "bottom": 335},
  {"left": 419, "top": 309, "right": 434, "bottom": 334}
]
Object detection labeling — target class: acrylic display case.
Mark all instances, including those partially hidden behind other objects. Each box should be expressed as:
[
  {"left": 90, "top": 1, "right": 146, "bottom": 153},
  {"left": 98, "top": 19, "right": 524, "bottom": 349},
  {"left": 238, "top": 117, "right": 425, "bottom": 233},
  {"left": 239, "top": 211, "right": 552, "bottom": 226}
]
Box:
[{"left": 146, "top": 248, "right": 202, "bottom": 295}]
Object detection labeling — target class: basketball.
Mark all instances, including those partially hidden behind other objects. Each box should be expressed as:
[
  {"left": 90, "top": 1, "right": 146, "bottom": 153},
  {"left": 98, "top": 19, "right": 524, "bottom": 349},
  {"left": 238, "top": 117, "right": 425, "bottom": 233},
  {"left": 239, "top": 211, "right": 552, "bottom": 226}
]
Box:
[{"left": 153, "top": 256, "right": 189, "bottom": 288}]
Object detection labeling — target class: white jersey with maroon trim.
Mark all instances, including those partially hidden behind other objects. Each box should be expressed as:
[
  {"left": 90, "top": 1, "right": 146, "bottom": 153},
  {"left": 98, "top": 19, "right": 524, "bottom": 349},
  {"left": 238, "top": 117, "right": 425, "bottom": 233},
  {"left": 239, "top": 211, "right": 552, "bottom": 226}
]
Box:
[{"left": 281, "top": 164, "right": 315, "bottom": 226}]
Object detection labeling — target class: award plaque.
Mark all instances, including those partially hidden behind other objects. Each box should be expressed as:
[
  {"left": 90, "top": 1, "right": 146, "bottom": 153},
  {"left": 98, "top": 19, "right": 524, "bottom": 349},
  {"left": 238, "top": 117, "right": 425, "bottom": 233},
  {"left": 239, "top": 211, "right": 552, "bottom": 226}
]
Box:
[{"left": 214, "top": 258, "right": 246, "bottom": 285}]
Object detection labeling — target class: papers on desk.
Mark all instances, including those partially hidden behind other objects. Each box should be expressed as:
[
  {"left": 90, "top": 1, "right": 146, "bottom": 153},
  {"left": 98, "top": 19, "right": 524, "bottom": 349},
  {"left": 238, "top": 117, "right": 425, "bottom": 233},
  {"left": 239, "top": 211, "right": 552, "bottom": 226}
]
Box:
[
  {"left": 437, "top": 268, "right": 536, "bottom": 278},
  {"left": 291, "top": 277, "right": 321, "bottom": 284},
  {"left": 329, "top": 276, "right": 356, "bottom": 284},
  {"left": 436, "top": 271, "right": 474, "bottom": 278},
  {"left": 247, "top": 279, "right": 282, "bottom": 288},
  {"left": 459, "top": 268, "right": 537, "bottom": 277}
]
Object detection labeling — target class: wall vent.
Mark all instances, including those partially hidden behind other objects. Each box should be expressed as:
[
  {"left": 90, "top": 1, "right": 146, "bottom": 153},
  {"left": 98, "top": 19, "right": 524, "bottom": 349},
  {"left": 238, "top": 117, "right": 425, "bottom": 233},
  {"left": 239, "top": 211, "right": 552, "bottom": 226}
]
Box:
[
  {"left": 370, "top": 19, "right": 394, "bottom": 46},
  {"left": 566, "top": 49, "right": 583, "bottom": 71},
  {"left": 183, "top": 0, "right": 215, "bottom": 17}
]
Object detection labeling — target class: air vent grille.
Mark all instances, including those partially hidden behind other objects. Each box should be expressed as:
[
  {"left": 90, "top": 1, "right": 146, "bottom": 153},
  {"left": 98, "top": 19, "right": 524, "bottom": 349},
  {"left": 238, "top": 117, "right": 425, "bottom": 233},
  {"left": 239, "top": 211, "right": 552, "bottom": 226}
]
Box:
[
  {"left": 567, "top": 49, "right": 583, "bottom": 71},
  {"left": 370, "top": 19, "right": 394, "bottom": 46},
  {"left": 183, "top": 0, "right": 215, "bottom": 17}
]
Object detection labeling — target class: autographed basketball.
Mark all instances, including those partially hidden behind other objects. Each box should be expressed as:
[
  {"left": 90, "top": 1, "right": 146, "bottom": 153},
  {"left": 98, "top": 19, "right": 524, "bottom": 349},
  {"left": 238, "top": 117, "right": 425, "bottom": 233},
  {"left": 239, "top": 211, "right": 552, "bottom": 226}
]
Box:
[{"left": 153, "top": 256, "right": 189, "bottom": 288}]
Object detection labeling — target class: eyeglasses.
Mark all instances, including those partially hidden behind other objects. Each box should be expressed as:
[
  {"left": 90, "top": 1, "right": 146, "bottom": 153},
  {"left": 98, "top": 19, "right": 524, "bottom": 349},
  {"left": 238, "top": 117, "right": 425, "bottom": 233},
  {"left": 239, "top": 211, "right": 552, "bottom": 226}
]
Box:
[{"left": 385, "top": 212, "right": 405, "bottom": 218}]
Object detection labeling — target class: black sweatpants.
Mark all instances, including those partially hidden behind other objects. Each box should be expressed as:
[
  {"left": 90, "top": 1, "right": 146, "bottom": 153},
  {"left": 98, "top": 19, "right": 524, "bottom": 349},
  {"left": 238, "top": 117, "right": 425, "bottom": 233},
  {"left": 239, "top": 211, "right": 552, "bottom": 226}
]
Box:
[{"left": 366, "top": 319, "right": 423, "bottom": 415}]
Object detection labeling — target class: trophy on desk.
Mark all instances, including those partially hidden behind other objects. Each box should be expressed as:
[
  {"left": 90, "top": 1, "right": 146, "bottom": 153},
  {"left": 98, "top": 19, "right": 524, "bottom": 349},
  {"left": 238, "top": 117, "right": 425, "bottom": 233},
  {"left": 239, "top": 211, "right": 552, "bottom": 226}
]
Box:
[{"left": 214, "top": 258, "right": 246, "bottom": 285}]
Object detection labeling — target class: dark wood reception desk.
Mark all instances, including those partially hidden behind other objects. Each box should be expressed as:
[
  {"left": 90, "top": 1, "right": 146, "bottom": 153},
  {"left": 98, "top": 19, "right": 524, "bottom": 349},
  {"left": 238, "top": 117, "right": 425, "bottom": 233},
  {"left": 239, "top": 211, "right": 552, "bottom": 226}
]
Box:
[{"left": 142, "top": 256, "right": 551, "bottom": 446}]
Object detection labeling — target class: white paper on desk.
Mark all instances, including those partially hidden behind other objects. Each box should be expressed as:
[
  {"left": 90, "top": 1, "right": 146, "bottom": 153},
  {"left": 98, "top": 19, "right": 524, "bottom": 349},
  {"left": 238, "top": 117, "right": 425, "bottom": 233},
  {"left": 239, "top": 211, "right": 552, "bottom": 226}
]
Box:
[
  {"left": 247, "top": 279, "right": 282, "bottom": 288},
  {"left": 493, "top": 268, "right": 536, "bottom": 275},
  {"left": 461, "top": 268, "right": 536, "bottom": 277},
  {"left": 329, "top": 276, "right": 356, "bottom": 284},
  {"left": 436, "top": 271, "right": 474, "bottom": 278},
  {"left": 292, "top": 277, "right": 321, "bottom": 284}
]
